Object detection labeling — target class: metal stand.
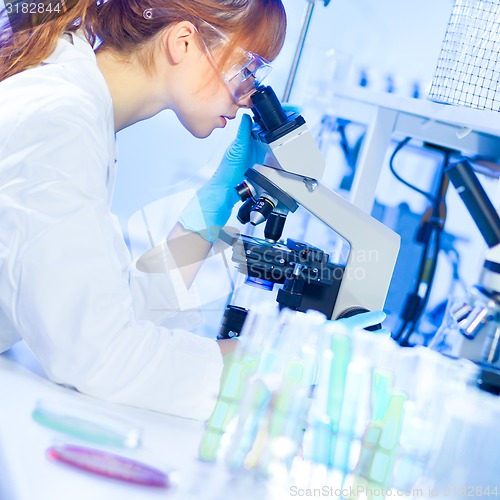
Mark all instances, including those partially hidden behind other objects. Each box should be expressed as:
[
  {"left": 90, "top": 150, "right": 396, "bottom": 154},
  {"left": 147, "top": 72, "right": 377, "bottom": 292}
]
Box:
[{"left": 282, "top": 0, "right": 332, "bottom": 103}]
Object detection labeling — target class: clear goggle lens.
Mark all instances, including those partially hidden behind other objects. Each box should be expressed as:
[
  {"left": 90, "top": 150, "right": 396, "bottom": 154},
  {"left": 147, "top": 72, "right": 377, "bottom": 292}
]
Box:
[{"left": 224, "top": 53, "right": 272, "bottom": 101}]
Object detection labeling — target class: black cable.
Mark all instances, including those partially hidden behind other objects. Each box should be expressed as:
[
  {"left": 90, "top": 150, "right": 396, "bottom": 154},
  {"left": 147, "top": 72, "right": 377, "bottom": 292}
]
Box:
[
  {"left": 390, "top": 138, "right": 439, "bottom": 341},
  {"left": 393, "top": 214, "right": 436, "bottom": 341},
  {"left": 393, "top": 229, "right": 432, "bottom": 341},
  {"left": 389, "top": 137, "right": 437, "bottom": 205},
  {"left": 396, "top": 150, "right": 451, "bottom": 345},
  {"left": 394, "top": 229, "right": 438, "bottom": 342},
  {"left": 399, "top": 226, "right": 443, "bottom": 346},
  {"left": 413, "top": 154, "right": 448, "bottom": 287},
  {"left": 412, "top": 152, "right": 449, "bottom": 315}
]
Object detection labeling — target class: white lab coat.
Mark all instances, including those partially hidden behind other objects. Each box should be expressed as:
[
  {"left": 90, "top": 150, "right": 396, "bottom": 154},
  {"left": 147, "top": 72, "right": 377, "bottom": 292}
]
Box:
[{"left": 0, "top": 32, "right": 223, "bottom": 420}]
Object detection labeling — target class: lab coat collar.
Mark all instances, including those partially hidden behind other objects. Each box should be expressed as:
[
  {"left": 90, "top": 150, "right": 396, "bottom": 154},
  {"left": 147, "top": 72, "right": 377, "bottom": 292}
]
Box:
[{"left": 42, "top": 29, "right": 96, "bottom": 66}]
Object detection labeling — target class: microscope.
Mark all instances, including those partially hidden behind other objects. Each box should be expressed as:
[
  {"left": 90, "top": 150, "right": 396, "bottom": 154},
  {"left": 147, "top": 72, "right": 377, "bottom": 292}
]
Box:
[
  {"left": 439, "top": 160, "right": 500, "bottom": 394},
  {"left": 218, "top": 86, "right": 400, "bottom": 336}
]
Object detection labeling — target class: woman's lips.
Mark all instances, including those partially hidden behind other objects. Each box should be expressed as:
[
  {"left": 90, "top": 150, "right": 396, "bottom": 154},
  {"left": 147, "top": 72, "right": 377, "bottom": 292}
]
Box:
[{"left": 221, "top": 115, "right": 236, "bottom": 127}]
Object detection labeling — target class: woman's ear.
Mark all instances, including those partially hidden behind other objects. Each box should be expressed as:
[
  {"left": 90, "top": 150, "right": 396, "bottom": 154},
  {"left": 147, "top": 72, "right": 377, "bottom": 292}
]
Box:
[{"left": 164, "top": 21, "right": 199, "bottom": 65}]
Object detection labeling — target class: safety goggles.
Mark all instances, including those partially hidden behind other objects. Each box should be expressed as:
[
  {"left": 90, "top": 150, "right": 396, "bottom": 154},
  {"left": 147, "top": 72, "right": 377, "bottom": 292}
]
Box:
[{"left": 143, "top": 8, "right": 272, "bottom": 102}]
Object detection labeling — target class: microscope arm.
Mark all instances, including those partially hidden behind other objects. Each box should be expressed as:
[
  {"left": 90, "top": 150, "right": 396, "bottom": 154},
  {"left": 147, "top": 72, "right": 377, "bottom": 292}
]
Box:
[
  {"left": 251, "top": 164, "right": 401, "bottom": 319},
  {"left": 447, "top": 160, "right": 500, "bottom": 292}
]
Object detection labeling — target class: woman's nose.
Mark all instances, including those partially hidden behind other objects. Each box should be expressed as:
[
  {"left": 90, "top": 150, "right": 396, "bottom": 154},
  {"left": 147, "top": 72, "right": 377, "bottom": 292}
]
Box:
[{"left": 236, "top": 94, "right": 253, "bottom": 108}]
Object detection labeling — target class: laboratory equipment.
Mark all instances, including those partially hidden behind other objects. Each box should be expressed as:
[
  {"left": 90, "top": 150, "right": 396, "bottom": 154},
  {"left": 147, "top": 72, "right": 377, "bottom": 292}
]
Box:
[
  {"left": 201, "top": 303, "right": 495, "bottom": 494},
  {"left": 282, "top": 0, "right": 332, "bottom": 103},
  {"left": 217, "top": 304, "right": 248, "bottom": 340},
  {"left": 226, "top": 85, "right": 400, "bottom": 320},
  {"left": 46, "top": 444, "right": 170, "bottom": 488},
  {"left": 32, "top": 399, "right": 142, "bottom": 449},
  {"left": 431, "top": 160, "right": 500, "bottom": 393},
  {"left": 429, "top": 0, "right": 500, "bottom": 112}
]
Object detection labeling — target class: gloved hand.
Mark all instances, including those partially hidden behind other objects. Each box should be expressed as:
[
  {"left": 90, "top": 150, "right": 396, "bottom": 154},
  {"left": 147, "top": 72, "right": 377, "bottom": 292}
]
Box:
[
  {"left": 178, "top": 105, "right": 302, "bottom": 243},
  {"left": 178, "top": 113, "right": 260, "bottom": 243},
  {"left": 335, "top": 310, "right": 390, "bottom": 337}
]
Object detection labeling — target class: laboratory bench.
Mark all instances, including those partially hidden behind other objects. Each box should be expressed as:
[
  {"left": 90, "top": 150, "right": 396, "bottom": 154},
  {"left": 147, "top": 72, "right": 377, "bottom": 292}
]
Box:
[
  {"left": 2, "top": 337, "right": 500, "bottom": 500},
  {"left": 0, "top": 343, "right": 284, "bottom": 500}
]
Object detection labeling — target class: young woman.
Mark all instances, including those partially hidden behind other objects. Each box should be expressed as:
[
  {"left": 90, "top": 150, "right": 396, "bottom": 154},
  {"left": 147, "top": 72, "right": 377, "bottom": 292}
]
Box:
[{"left": 0, "top": 0, "right": 287, "bottom": 420}]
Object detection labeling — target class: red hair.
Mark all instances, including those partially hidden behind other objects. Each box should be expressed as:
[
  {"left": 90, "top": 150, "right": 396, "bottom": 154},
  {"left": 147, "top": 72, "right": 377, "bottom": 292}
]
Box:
[{"left": 0, "top": 0, "right": 286, "bottom": 82}]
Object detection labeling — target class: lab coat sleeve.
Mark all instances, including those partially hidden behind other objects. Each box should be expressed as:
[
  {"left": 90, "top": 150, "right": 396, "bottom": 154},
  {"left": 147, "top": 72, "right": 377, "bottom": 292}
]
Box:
[
  {"left": 0, "top": 91, "right": 223, "bottom": 420},
  {"left": 129, "top": 242, "right": 205, "bottom": 331}
]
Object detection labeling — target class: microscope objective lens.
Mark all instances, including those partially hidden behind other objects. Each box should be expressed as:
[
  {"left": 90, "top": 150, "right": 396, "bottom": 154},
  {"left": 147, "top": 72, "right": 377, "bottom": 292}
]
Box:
[{"left": 250, "top": 195, "right": 277, "bottom": 226}]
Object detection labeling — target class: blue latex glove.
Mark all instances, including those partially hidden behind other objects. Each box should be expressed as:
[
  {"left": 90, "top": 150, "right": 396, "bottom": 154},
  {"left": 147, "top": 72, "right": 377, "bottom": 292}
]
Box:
[
  {"left": 335, "top": 310, "right": 390, "bottom": 337},
  {"left": 178, "top": 105, "right": 302, "bottom": 243},
  {"left": 178, "top": 113, "right": 260, "bottom": 243},
  {"left": 281, "top": 103, "right": 302, "bottom": 114}
]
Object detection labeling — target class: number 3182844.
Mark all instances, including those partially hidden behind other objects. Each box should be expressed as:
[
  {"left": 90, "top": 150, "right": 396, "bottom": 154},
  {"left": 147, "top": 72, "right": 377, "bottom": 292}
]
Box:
[{"left": 5, "top": 2, "right": 62, "bottom": 14}]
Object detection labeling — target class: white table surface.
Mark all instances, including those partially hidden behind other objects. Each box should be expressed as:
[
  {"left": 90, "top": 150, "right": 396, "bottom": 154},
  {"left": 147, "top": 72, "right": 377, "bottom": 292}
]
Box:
[
  {"left": 3, "top": 342, "right": 500, "bottom": 500},
  {"left": 0, "top": 343, "right": 286, "bottom": 500}
]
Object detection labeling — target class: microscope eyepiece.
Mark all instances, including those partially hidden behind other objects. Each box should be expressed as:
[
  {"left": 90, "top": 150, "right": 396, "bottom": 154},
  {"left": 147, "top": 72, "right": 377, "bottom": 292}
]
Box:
[
  {"left": 250, "top": 85, "right": 305, "bottom": 143},
  {"left": 250, "top": 86, "right": 288, "bottom": 131}
]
